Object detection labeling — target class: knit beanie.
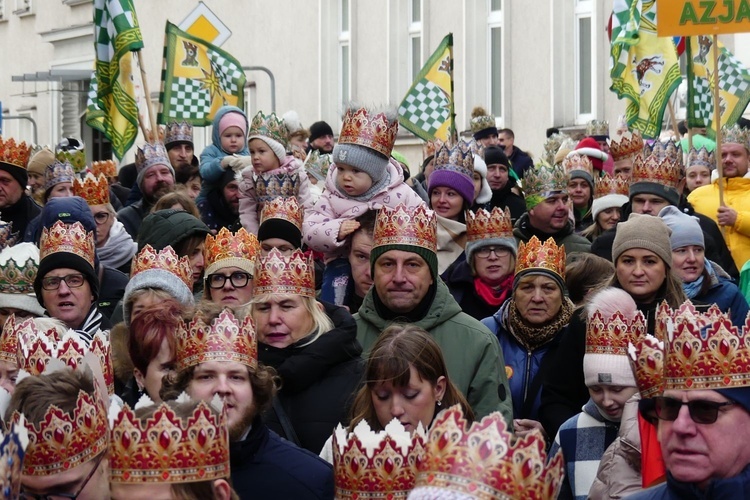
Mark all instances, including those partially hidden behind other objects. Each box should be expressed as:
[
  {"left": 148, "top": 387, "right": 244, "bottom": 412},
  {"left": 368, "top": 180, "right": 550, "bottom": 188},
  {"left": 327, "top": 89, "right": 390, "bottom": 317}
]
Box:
[
  {"left": 629, "top": 181, "right": 681, "bottom": 207},
  {"left": 564, "top": 151, "right": 595, "bottom": 192},
  {"left": 0, "top": 242, "right": 45, "bottom": 316},
  {"left": 465, "top": 208, "right": 517, "bottom": 263},
  {"left": 309, "top": 121, "right": 334, "bottom": 142},
  {"left": 27, "top": 147, "right": 55, "bottom": 176},
  {"left": 258, "top": 218, "right": 302, "bottom": 249},
  {"left": 584, "top": 351, "right": 638, "bottom": 388},
  {"left": 428, "top": 143, "right": 475, "bottom": 206},
  {"left": 370, "top": 243, "right": 438, "bottom": 281},
  {"left": 591, "top": 194, "right": 629, "bottom": 221},
  {"left": 483, "top": 146, "right": 510, "bottom": 168},
  {"left": 369, "top": 205, "right": 438, "bottom": 280},
  {"left": 333, "top": 143, "right": 389, "bottom": 184},
  {"left": 612, "top": 213, "right": 672, "bottom": 267},
  {"left": 219, "top": 111, "right": 248, "bottom": 138},
  {"left": 658, "top": 205, "right": 704, "bottom": 250},
  {"left": 575, "top": 137, "right": 607, "bottom": 172},
  {"left": 248, "top": 111, "right": 289, "bottom": 164}
]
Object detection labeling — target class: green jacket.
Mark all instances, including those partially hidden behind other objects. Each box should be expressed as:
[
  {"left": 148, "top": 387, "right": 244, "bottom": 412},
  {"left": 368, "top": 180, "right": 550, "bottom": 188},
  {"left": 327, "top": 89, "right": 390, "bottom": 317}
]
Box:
[{"left": 354, "top": 280, "right": 513, "bottom": 425}]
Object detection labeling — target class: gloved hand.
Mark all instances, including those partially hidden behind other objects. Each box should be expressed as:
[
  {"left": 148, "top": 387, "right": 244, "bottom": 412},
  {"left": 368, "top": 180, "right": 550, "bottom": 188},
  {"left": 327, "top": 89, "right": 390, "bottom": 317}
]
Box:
[{"left": 227, "top": 155, "right": 254, "bottom": 172}]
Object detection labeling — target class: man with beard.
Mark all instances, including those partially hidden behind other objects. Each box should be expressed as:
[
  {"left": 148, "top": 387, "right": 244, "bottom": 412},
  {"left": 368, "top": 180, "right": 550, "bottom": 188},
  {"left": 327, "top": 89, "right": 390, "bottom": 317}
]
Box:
[
  {"left": 197, "top": 168, "right": 241, "bottom": 232},
  {"left": 160, "top": 304, "right": 334, "bottom": 499},
  {"left": 307, "top": 121, "right": 335, "bottom": 154},
  {"left": 116, "top": 141, "right": 174, "bottom": 239}
]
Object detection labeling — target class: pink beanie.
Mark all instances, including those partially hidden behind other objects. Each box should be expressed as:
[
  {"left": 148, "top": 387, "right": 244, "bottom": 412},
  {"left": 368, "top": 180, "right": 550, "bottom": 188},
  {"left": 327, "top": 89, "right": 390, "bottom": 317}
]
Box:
[{"left": 219, "top": 112, "right": 248, "bottom": 137}]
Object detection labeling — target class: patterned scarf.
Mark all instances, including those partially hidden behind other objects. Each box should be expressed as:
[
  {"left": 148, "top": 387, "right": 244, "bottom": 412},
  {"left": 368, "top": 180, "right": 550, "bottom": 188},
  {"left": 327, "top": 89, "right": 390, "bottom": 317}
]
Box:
[{"left": 505, "top": 296, "right": 574, "bottom": 351}]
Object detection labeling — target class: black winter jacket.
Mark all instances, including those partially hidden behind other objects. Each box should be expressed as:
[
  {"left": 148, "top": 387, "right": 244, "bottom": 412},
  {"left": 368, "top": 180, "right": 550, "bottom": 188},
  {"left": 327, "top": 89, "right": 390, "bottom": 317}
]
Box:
[
  {"left": 488, "top": 178, "right": 526, "bottom": 223},
  {"left": 441, "top": 253, "right": 510, "bottom": 322}
]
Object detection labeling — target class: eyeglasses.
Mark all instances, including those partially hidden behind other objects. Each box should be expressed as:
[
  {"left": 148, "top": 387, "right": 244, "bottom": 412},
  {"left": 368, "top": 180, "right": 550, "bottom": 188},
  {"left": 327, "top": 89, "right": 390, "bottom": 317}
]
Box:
[
  {"left": 20, "top": 452, "right": 104, "bottom": 500},
  {"left": 475, "top": 246, "right": 511, "bottom": 259},
  {"left": 92, "top": 212, "right": 110, "bottom": 225},
  {"left": 206, "top": 271, "right": 251, "bottom": 289},
  {"left": 653, "top": 396, "right": 736, "bottom": 424},
  {"left": 41, "top": 274, "right": 86, "bottom": 291}
]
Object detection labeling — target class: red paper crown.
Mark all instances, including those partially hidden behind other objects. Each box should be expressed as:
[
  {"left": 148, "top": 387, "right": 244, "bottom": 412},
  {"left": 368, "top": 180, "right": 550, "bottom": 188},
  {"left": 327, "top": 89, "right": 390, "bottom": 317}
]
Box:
[
  {"left": 372, "top": 204, "right": 437, "bottom": 254},
  {"left": 175, "top": 308, "right": 257, "bottom": 371},
  {"left": 110, "top": 401, "right": 229, "bottom": 484},
  {"left": 594, "top": 172, "right": 630, "bottom": 198},
  {"left": 628, "top": 334, "right": 665, "bottom": 399},
  {"left": 204, "top": 227, "right": 260, "bottom": 277},
  {"left": 466, "top": 207, "right": 512, "bottom": 243},
  {"left": 338, "top": 107, "right": 398, "bottom": 157},
  {"left": 0, "top": 137, "right": 32, "bottom": 170},
  {"left": 412, "top": 406, "right": 564, "bottom": 500},
  {"left": 259, "top": 196, "right": 303, "bottom": 232},
  {"left": 609, "top": 131, "right": 644, "bottom": 161},
  {"left": 130, "top": 245, "right": 192, "bottom": 291},
  {"left": 73, "top": 173, "right": 110, "bottom": 206},
  {"left": 253, "top": 248, "right": 315, "bottom": 298},
  {"left": 631, "top": 153, "right": 681, "bottom": 189},
  {"left": 586, "top": 309, "right": 647, "bottom": 356},
  {"left": 39, "top": 221, "right": 95, "bottom": 268},
  {"left": 515, "top": 236, "right": 566, "bottom": 280},
  {"left": 0, "top": 314, "right": 25, "bottom": 366},
  {"left": 91, "top": 160, "right": 117, "bottom": 178}
]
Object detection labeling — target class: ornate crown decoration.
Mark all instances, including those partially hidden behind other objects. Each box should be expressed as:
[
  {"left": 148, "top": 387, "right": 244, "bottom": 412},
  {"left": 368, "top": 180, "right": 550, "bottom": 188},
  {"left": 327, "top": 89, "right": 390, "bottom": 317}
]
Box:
[
  {"left": 523, "top": 160, "right": 569, "bottom": 202},
  {"left": 0, "top": 314, "right": 23, "bottom": 366},
  {"left": 259, "top": 196, "right": 303, "bottom": 231},
  {"left": 543, "top": 133, "right": 570, "bottom": 165},
  {"left": 609, "top": 131, "right": 644, "bottom": 161},
  {"left": 39, "top": 221, "right": 95, "bottom": 268},
  {"left": 466, "top": 137, "right": 486, "bottom": 159},
  {"left": 204, "top": 227, "right": 260, "bottom": 276},
  {"left": 0, "top": 255, "right": 37, "bottom": 295},
  {"left": 586, "top": 310, "right": 647, "bottom": 356},
  {"left": 130, "top": 245, "right": 192, "bottom": 291},
  {"left": 628, "top": 334, "right": 665, "bottom": 399},
  {"left": 642, "top": 140, "right": 683, "bottom": 167},
  {"left": 470, "top": 113, "right": 496, "bottom": 134},
  {"left": 515, "top": 236, "right": 566, "bottom": 279},
  {"left": 586, "top": 119, "right": 609, "bottom": 138},
  {"left": 255, "top": 172, "right": 300, "bottom": 204},
  {"left": 135, "top": 142, "right": 170, "bottom": 174},
  {"left": 466, "top": 207, "right": 512, "bottom": 244},
  {"left": 423, "top": 139, "right": 444, "bottom": 159},
  {"left": 175, "top": 308, "right": 257, "bottom": 371},
  {"left": 11, "top": 384, "right": 109, "bottom": 476},
  {"left": 43, "top": 161, "right": 75, "bottom": 191},
  {"left": 411, "top": 406, "right": 564, "bottom": 500},
  {"left": 0, "top": 137, "right": 32, "bottom": 170},
  {"left": 91, "top": 160, "right": 117, "bottom": 178},
  {"left": 163, "top": 121, "right": 194, "bottom": 146},
  {"left": 373, "top": 204, "right": 437, "bottom": 254},
  {"left": 722, "top": 123, "right": 750, "bottom": 148},
  {"left": 594, "top": 172, "right": 630, "bottom": 198},
  {"left": 687, "top": 147, "right": 716, "bottom": 170},
  {"left": 110, "top": 401, "right": 229, "bottom": 484},
  {"left": 333, "top": 419, "right": 426, "bottom": 500},
  {"left": 73, "top": 173, "right": 110, "bottom": 206},
  {"left": 54, "top": 150, "right": 86, "bottom": 173},
  {"left": 631, "top": 153, "right": 681, "bottom": 189},
  {"left": 562, "top": 152, "right": 594, "bottom": 179},
  {"left": 434, "top": 142, "right": 474, "bottom": 179},
  {"left": 249, "top": 111, "right": 290, "bottom": 149},
  {"left": 303, "top": 150, "right": 332, "bottom": 182},
  {"left": 0, "top": 418, "right": 29, "bottom": 498},
  {"left": 338, "top": 107, "right": 398, "bottom": 157},
  {"left": 253, "top": 249, "right": 315, "bottom": 298},
  {"left": 0, "top": 219, "right": 17, "bottom": 251}
]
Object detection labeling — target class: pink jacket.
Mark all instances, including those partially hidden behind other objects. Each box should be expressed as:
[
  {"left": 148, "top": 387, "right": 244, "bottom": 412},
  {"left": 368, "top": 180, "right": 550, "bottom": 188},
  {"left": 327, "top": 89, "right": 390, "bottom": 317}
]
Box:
[
  {"left": 237, "top": 156, "right": 312, "bottom": 234},
  {"left": 303, "top": 158, "right": 426, "bottom": 259}
]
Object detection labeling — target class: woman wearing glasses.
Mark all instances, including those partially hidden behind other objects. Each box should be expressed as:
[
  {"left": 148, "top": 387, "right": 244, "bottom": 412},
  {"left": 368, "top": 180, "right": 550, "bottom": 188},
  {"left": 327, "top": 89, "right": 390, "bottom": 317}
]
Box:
[{"left": 202, "top": 227, "right": 260, "bottom": 307}]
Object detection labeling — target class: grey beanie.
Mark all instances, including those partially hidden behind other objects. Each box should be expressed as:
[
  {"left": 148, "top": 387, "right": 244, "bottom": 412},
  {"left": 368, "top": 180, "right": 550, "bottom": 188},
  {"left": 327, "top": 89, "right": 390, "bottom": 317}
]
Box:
[
  {"left": 466, "top": 237, "right": 517, "bottom": 265},
  {"left": 332, "top": 143, "right": 388, "bottom": 183},
  {"left": 658, "top": 205, "right": 705, "bottom": 250},
  {"left": 629, "top": 181, "right": 680, "bottom": 207},
  {"left": 612, "top": 213, "right": 673, "bottom": 267},
  {"left": 122, "top": 268, "right": 194, "bottom": 326}
]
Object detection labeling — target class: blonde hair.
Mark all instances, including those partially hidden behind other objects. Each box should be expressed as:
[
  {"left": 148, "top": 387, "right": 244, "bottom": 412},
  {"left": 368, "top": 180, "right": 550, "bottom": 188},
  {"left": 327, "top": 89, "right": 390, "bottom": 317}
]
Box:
[{"left": 249, "top": 293, "right": 333, "bottom": 346}]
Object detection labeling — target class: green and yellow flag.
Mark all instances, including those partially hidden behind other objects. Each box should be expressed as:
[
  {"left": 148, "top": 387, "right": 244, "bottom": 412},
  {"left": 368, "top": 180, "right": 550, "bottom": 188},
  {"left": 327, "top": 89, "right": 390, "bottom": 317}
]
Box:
[
  {"left": 86, "top": 0, "right": 143, "bottom": 160},
  {"left": 398, "top": 34, "right": 454, "bottom": 142},
  {"left": 158, "top": 22, "right": 246, "bottom": 126},
  {"left": 610, "top": 0, "right": 681, "bottom": 138}
]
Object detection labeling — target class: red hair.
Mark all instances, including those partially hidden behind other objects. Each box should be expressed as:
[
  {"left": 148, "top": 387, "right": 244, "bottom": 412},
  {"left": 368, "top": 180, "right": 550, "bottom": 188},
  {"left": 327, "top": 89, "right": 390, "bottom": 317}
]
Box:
[{"left": 128, "top": 299, "right": 181, "bottom": 375}]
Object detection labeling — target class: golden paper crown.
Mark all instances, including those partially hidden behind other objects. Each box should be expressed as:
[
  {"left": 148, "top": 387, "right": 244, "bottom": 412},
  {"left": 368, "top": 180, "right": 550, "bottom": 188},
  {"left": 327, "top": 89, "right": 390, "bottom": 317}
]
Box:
[
  {"left": 466, "top": 207, "right": 513, "bottom": 243},
  {"left": 0, "top": 418, "right": 28, "bottom": 499},
  {"left": 609, "top": 131, "right": 644, "bottom": 161},
  {"left": 135, "top": 142, "right": 170, "bottom": 174},
  {"left": 249, "top": 112, "right": 290, "bottom": 149},
  {"left": 372, "top": 204, "right": 437, "bottom": 254},
  {"left": 110, "top": 401, "right": 229, "bottom": 484},
  {"left": 11, "top": 384, "right": 108, "bottom": 476},
  {"left": 0, "top": 136, "right": 32, "bottom": 170},
  {"left": 39, "top": 221, "right": 95, "bottom": 268},
  {"left": 470, "top": 113, "right": 497, "bottom": 134},
  {"left": 628, "top": 334, "right": 665, "bottom": 399},
  {"left": 163, "top": 121, "right": 194, "bottom": 146},
  {"left": 543, "top": 133, "right": 570, "bottom": 165},
  {"left": 594, "top": 172, "right": 630, "bottom": 198},
  {"left": 73, "top": 173, "right": 110, "bottom": 206},
  {"left": 338, "top": 107, "right": 398, "bottom": 157},
  {"left": 130, "top": 245, "right": 192, "bottom": 291},
  {"left": 523, "top": 160, "right": 569, "bottom": 199},
  {"left": 259, "top": 196, "right": 303, "bottom": 232},
  {"left": 642, "top": 140, "right": 683, "bottom": 167},
  {"left": 91, "top": 160, "right": 117, "bottom": 178},
  {"left": 586, "top": 310, "right": 647, "bottom": 357},
  {"left": 434, "top": 142, "right": 474, "bottom": 179},
  {"left": 412, "top": 406, "right": 564, "bottom": 500},
  {"left": 515, "top": 236, "right": 566, "bottom": 279},
  {"left": 0, "top": 253, "right": 36, "bottom": 295},
  {"left": 659, "top": 301, "right": 750, "bottom": 391},
  {"left": 0, "top": 314, "right": 23, "bottom": 366},
  {"left": 43, "top": 160, "right": 75, "bottom": 191},
  {"left": 333, "top": 420, "right": 426, "bottom": 500},
  {"left": 175, "top": 308, "right": 257, "bottom": 371},
  {"left": 687, "top": 147, "right": 716, "bottom": 170},
  {"left": 586, "top": 119, "right": 609, "bottom": 138},
  {"left": 255, "top": 173, "right": 300, "bottom": 204},
  {"left": 253, "top": 249, "right": 315, "bottom": 298},
  {"left": 562, "top": 152, "right": 594, "bottom": 179},
  {"left": 55, "top": 145, "right": 86, "bottom": 173},
  {"left": 423, "top": 139, "right": 444, "bottom": 159},
  {"left": 631, "top": 153, "right": 681, "bottom": 189},
  {"left": 466, "top": 137, "right": 485, "bottom": 159},
  {"left": 204, "top": 227, "right": 260, "bottom": 277},
  {"left": 722, "top": 123, "right": 750, "bottom": 148}
]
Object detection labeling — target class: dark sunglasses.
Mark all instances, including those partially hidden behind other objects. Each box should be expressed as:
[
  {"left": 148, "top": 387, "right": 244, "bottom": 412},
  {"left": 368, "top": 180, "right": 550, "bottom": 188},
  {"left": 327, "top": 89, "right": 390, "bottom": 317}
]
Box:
[{"left": 653, "top": 396, "right": 735, "bottom": 424}]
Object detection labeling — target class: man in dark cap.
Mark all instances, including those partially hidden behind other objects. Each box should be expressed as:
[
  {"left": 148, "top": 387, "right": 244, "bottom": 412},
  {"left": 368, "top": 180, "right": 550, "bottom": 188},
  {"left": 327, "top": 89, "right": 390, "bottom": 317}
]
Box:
[{"left": 307, "top": 121, "right": 335, "bottom": 154}]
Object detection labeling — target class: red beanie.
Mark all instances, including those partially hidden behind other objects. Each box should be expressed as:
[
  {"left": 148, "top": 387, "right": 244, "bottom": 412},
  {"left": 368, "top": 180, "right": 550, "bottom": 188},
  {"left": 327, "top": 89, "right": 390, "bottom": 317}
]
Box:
[{"left": 575, "top": 137, "right": 606, "bottom": 172}]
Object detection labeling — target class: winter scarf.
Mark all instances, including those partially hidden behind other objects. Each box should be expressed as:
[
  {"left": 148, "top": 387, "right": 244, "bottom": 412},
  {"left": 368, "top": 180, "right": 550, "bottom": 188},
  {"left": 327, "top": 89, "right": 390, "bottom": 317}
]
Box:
[
  {"left": 683, "top": 258, "right": 714, "bottom": 299},
  {"left": 97, "top": 220, "right": 137, "bottom": 270},
  {"left": 474, "top": 274, "right": 513, "bottom": 308},
  {"left": 506, "top": 296, "right": 574, "bottom": 351}
]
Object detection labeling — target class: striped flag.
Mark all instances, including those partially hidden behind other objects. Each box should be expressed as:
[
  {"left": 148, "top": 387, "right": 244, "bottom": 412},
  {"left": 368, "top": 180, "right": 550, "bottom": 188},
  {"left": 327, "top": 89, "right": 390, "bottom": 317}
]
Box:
[
  {"left": 86, "top": 0, "right": 143, "bottom": 160},
  {"left": 398, "top": 34, "right": 454, "bottom": 142},
  {"left": 158, "top": 22, "right": 246, "bottom": 126}
]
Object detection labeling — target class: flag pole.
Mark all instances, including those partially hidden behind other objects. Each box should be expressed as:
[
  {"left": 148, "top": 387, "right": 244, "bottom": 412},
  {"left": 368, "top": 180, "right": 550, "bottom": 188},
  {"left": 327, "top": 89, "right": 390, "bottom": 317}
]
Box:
[
  {"left": 668, "top": 99, "right": 681, "bottom": 139},
  {"left": 448, "top": 33, "right": 457, "bottom": 144},
  {"left": 712, "top": 34, "right": 725, "bottom": 210},
  {"left": 136, "top": 50, "right": 159, "bottom": 139}
]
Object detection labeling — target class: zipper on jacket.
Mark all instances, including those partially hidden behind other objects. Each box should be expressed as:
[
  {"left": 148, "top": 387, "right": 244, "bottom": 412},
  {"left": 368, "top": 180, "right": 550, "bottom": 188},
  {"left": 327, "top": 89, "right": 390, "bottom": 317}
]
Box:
[{"left": 522, "top": 350, "right": 532, "bottom": 405}]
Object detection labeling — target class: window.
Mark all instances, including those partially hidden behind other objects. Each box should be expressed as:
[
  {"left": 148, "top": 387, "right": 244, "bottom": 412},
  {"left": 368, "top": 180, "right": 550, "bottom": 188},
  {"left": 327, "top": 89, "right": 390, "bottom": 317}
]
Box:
[
  {"left": 575, "top": 0, "right": 594, "bottom": 119},
  {"left": 339, "top": 0, "right": 351, "bottom": 105},
  {"left": 13, "top": 0, "right": 33, "bottom": 16},
  {"left": 409, "top": 0, "right": 422, "bottom": 80},
  {"left": 488, "top": 0, "right": 503, "bottom": 120},
  {"left": 0, "top": 0, "right": 6, "bottom": 22}
]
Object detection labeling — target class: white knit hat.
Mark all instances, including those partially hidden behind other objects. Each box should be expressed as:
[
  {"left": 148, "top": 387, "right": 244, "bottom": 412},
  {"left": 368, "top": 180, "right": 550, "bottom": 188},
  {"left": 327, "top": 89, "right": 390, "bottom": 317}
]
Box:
[
  {"left": 0, "top": 243, "right": 45, "bottom": 317},
  {"left": 591, "top": 193, "right": 629, "bottom": 221},
  {"left": 472, "top": 155, "right": 493, "bottom": 204}
]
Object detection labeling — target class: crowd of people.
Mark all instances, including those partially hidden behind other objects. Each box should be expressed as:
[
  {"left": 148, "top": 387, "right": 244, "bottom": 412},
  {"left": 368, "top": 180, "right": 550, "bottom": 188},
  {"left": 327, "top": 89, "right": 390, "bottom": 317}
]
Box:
[{"left": 0, "top": 102, "right": 747, "bottom": 499}]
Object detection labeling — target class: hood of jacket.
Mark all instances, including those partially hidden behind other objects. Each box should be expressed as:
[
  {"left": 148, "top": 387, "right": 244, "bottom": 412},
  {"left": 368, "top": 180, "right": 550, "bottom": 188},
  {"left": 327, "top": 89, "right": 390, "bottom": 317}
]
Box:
[
  {"left": 211, "top": 106, "right": 249, "bottom": 156},
  {"left": 137, "top": 208, "right": 211, "bottom": 251}
]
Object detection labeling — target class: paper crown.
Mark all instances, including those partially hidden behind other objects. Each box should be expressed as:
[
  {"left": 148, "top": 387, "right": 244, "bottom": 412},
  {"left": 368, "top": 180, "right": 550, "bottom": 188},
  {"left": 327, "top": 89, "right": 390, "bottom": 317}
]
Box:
[
  {"left": 253, "top": 248, "right": 315, "bottom": 298},
  {"left": 411, "top": 406, "right": 564, "bottom": 500},
  {"left": 303, "top": 150, "right": 332, "bottom": 182},
  {"left": 11, "top": 384, "right": 109, "bottom": 476},
  {"left": 130, "top": 245, "right": 192, "bottom": 292},
  {"left": 544, "top": 133, "right": 570, "bottom": 165},
  {"left": 586, "top": 119, "right": 609, "bottom": 138},
  {"left": 338, "top": 107, "right": 398, "bottom": 157},
  {"left": 135, "top": 142, "right": 170, "bottom": 174},
  {"left": 163, "top": 121, "right": 194, "bottom": 146},
  {"left": 523, "top": 160, "right": 569, "bottom": 200},
  {"left": 0, "top": 254, "right": 36, "bottom": 295},
  {"left": 466, "top": 207, "right": 512, "bottom": 244},
  {"left": 594, "top": 173, "right": 630, "bottom": 199},
  {"left": 628, "top": 334, "right": 665, "bottom": 398},
  {"left": 423, "top": 139, "right": 444, "bottom": 159},
  {"left": 642, "top": 139, "right": 683, "bottom": 167},
  {"left": 175, "top": 308, "right": 257, "bottom": 371},
  {"left": 110, "top": 400, "right": 229, "bottom": 484},
  {"left": 466, "top": 137, "right": 485, "bottom": 159},
  {"left": 658, "top": 301, "right": 750, "bottom": 391},
  {"left": 687, "top": 147, "right": 716, "bottom": 170},
  {"left": 372, "top": 204, "right": 437, "bottom": 254},
  {"left": 0, "top": 137, "right": 32, "bottom": 170},
  {"left": 631, "top": 153, "right": 681, "bottom": 189},
  {"left": 722, "top": 123, "right": 750, "bottom": 148},
  {"left": 39, "top": 220, "right": 95, "bottom": 268},
  {"left": 434, "top": 142, "right": 474, "bottom": 179},
  {"left": 43, "top": 160, "right": 75, "bottom": 191},
  {"left": 249, "top": 111, "right": 290, "bottom": 149},
  {"left": 55, "top": 149, "right": 86, "bottom": 173},
  {"left": 586, "top": 309, "right": 647, "bottom": 357},
  {"left": 562, "top": 152, "right": 594, "bottom": 179},
  {"left": 333, "top": 419, "right": 426, "bottom": 500},
  {"left": 91, "top": 159, "right": 117, "bottom": 178},
  {"left": 515, "top": 236, "right": 566, "bottom": 279},
  {"left": 609, "top": 131, "right": 644, "bottom": 161},
  {"left": 0, "top": 417, "right": 28, "bottom": 498},
  {"left": 0, "top": 219, "right": 17, "bottom": 251},
  {"left": 259, "top": 196, "right": 303, "bottom": 231},
  {"left": 255, "top": 173, "right": 301, "bottom": 205},
  {"left": 470, "top": 113, "right": 496, "bottom": 134},
  {"left": 0, "top": 315, "right": 23, "bottom": 366},
  {"left": 73, "top": 173, "right": 110, "bottom": 206},
  {"left": 204, "top": 227, "right": 260, "bottom": 276}
]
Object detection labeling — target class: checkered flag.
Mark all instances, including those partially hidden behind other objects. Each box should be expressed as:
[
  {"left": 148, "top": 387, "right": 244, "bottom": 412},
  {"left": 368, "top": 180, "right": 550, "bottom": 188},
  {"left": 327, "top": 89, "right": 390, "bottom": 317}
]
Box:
[
  {"left": 399, "top": 79, "right": 450, "bottom": 138},
  {"left": 689, "top": 76, "right": 712, "bottom": 125}
]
